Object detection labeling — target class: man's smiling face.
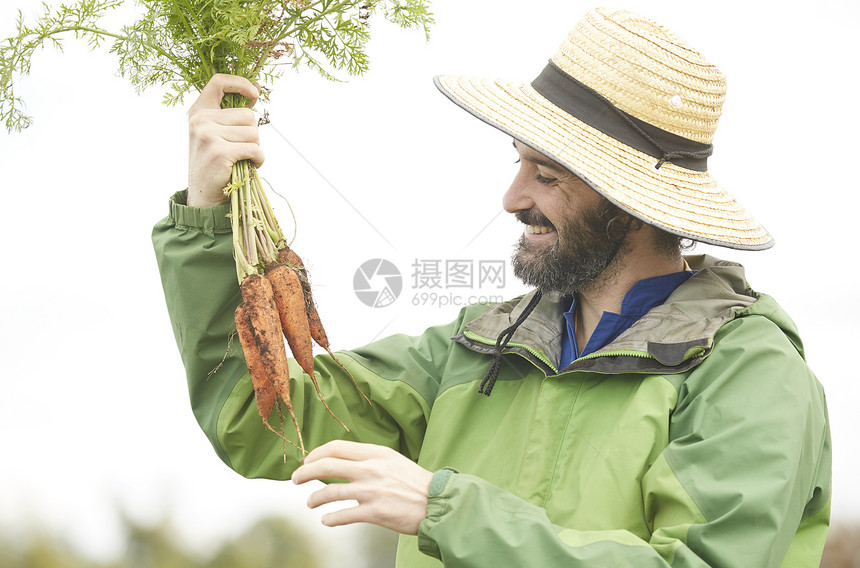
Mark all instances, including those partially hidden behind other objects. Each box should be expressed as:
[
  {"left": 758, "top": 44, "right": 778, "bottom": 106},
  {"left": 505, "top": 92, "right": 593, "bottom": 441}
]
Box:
[{"left": 504, "top": 140, "right": 631, "bottom": 293}]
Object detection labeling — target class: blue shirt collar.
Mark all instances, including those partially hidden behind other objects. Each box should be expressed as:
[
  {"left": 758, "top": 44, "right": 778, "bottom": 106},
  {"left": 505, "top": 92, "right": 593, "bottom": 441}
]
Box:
[{"left": 560, "top": 270, "right": 695, "bottom": 368}]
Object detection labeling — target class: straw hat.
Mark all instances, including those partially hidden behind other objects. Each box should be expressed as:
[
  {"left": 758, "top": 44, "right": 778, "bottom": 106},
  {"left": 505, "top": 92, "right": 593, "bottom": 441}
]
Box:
[{"left": 434, "top": 7, "right": 773, "bottom": 250}]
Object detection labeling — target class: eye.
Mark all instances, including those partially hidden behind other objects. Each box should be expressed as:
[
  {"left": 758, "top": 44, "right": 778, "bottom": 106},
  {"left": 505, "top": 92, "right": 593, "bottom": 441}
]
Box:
[{"left": 535, "top": 173, "right": 556, "bottom": 185}]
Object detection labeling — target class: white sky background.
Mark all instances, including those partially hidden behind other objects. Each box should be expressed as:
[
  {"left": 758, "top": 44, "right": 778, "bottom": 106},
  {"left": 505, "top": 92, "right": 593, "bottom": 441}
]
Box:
[{"left": 0, "top": 0, "right": 858, "bottom": 563}]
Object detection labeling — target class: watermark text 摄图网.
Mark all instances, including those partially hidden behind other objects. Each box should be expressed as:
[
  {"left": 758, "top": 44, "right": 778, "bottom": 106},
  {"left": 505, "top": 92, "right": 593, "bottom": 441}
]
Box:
[{"left": 411, "top": 259, "right": 506, "bottom": 290}]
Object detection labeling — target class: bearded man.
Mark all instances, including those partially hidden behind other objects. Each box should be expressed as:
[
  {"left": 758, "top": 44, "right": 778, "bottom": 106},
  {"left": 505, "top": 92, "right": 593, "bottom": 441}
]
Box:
[{"left": 154, "top": 7, "right": 831, "bottom": 567}]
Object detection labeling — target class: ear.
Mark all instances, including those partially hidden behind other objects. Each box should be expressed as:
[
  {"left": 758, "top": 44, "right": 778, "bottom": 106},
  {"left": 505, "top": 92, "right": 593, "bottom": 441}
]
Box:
[{"left": 605, "top": 212, "right": 642, "bottom": 242}]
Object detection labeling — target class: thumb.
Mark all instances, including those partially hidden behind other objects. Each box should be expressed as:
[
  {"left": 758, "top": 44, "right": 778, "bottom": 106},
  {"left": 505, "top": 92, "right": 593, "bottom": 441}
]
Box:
[{"left": 191, "top": 74, "right": 260, "bottom": 112}]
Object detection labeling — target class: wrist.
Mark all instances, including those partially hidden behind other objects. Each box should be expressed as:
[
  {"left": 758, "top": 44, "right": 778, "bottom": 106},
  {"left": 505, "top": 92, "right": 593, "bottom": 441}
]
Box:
[{"left": 187, "top": 187, "right": 228, "bottom": 207}]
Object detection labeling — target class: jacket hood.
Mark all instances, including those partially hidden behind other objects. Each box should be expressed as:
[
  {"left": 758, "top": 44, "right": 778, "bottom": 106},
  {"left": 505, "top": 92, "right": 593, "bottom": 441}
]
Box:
[{"left": 456, "top": 254, "right": 804, "bottom": 375}]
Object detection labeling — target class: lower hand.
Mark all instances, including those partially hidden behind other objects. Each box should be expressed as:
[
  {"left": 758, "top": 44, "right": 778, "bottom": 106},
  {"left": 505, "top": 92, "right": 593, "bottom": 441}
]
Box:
[{"left": 291, "top": 440, "right": 433, "bottom": 535}]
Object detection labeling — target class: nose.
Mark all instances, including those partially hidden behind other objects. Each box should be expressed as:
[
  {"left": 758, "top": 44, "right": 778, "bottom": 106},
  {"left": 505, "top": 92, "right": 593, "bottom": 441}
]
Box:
[{"left": 503, "top": 165, "right": 535, "bottom": 214}]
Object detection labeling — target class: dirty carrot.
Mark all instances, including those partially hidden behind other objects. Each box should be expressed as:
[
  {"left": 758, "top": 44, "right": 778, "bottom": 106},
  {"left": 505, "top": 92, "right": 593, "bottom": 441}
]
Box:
[
  {"left": 278, "top": 247, "right": 372, "bottom": 405},
  {"left": 234, "top": 303, "right": 277, "bottom": 425},
  {"left": 266, "top": 263, "right": 349, "bottom": 431},
  {"left": 266, "top": 264, "right": 315, "bottom": 375},
  {"left": 240, "top": 273, "right": 305, "bottom": 456}
]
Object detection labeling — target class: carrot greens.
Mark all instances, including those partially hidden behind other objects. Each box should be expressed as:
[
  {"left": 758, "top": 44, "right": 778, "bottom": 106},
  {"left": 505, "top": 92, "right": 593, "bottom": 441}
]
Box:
[
  {"left": 2, "top": 0, "right": 432, "bottom": 278},
  {"left": 1, "top": 0, "right": 432, "bottom": 456},
  {"left": 2, "top": 0, "right": 433, "bottom": 130}
]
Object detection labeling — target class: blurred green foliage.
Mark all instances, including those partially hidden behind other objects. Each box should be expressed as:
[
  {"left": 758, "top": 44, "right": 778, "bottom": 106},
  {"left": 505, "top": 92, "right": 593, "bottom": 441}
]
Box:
[
  {"left": 821, "top": 522, "right": 860, "bottom": 568},
  {"left": 0, "top": 512, "right": 340, "bottom": 568},
  {"left": 6, "top": 511, "right": 856, "bottom": 567}
]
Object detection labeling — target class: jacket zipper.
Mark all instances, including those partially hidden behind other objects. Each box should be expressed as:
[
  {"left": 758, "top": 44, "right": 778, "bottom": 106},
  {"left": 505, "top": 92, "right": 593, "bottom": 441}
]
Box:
[
  {"left": 566, "top": 345, "right": 708, "bottom": 372},
  {"left": 463, "top": 329, "right": 558, "bottom": 374},
  {"left": 462, "top": 328, "right": 666, "bottom": 370},
  {"left": 463, "top": 329, "right": 708, "bottom": 375},
  {"left": 575, "top": 349, "right": 653, "bottom": 361}
]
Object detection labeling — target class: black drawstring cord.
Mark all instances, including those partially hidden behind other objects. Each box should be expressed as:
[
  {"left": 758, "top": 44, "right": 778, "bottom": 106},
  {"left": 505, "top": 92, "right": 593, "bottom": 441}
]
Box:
[
  {"left": 477, "top": 214, "right": 635, "bottom": 397},
  {"left": 589, "top": 83, "right": 713, "bottom": 170},
  {"left": 611, "top": 112, "right": 712, "bottom": 170},
  {"left": 654, "top": 148, "right": 712, "bottom": 170},
  {"left": 478, "top": 290, "right": 544, "bottom": 396}
]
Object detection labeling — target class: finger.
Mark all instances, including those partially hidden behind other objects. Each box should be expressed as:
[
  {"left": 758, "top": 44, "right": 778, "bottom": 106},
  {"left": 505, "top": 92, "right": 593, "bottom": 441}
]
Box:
[
  {"left": 319, "top": 502, "right": 406, "bottom": 531},
  {"left": 190, "top": 123, "right": 259, "bottom": 148},
  {"left": 188, "top": 109, "right": 258, "bottom": 139},
  {"left": 200, "top": 74, "right": 260, "bottom": 109},
  {"left": 306, "top": 481, "right": 367, "bottom": 510},
  {"left": 320, "top": 504, "right": 370, "bottom": 528},
  {"left": 224, "top": 142, "right": 266, "bottom": 169},
  {"left": 189, "top": 117, "right": 263, "bottom": 164},
  {"left": 191, "top": 73, "right": 260, "bottom": 113},
  {"left": 303, "top": 440, "right": 392, "bottom": 464},
  {"left": 292, "top": 456, "right": 367, "bottom": 485},
  {"left": 210, "top": 107, "right": 259, "bottom": 128},
  {"left": 217, "top": 125, "right": 260, "bottom": 145}
]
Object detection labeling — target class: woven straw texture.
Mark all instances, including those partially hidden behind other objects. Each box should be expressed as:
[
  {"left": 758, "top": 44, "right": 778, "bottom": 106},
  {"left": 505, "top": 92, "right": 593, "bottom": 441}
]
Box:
[{"left": 435, "top": 7, "right": 772, "bottom": 250}]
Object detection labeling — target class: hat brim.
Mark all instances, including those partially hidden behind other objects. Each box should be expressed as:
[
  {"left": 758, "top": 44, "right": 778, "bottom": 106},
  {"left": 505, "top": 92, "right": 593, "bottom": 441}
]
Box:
[{"left": 434, "top": 75, "right": 774, "bottom": 251}]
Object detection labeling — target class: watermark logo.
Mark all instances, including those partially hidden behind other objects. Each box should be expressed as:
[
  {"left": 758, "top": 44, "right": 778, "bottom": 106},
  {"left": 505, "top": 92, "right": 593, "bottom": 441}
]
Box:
[{"left": 353, "top": 258, "right": 403, "bottom": 308}]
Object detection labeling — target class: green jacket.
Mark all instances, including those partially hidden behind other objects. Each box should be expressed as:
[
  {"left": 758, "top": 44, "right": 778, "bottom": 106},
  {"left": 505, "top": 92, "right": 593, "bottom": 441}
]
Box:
[{"left": 153, "top": 191, "right": 831, "bottom": 567}]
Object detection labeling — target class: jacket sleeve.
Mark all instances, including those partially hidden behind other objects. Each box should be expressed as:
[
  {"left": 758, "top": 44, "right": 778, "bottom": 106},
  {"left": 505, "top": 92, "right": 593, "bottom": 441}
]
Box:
[
  {"left": 151, "top": 191, "right": 442, "bottom": 477},
  {"left": 417, "top": 312, "right": 831, "bottom": 567}
]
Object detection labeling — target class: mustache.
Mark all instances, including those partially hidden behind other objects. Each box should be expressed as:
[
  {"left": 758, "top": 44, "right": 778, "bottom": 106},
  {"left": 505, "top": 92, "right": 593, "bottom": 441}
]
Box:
[{"left": 515, "top": 209, "right": 555, "bottom": 229}]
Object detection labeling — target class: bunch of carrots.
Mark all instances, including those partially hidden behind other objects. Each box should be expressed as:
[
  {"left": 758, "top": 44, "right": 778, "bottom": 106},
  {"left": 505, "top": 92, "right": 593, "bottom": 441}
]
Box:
[
  {"left": 235, "top": 245, "right": 371, "bottom": 458},
  {"left": 225, "top": 145, "right": 370, "bottom": 457}
]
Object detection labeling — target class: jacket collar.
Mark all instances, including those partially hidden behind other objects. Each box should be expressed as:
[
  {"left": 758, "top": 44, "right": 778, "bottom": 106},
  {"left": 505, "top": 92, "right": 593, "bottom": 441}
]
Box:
[{"left": 454, "top": 254, "right": 759, "bottom": 375}]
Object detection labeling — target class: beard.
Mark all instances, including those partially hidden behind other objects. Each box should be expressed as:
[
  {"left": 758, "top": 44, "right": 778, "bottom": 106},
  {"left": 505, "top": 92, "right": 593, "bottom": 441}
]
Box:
[{"left": 511, "top": 200, "right": 629, "bottom": 294}]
